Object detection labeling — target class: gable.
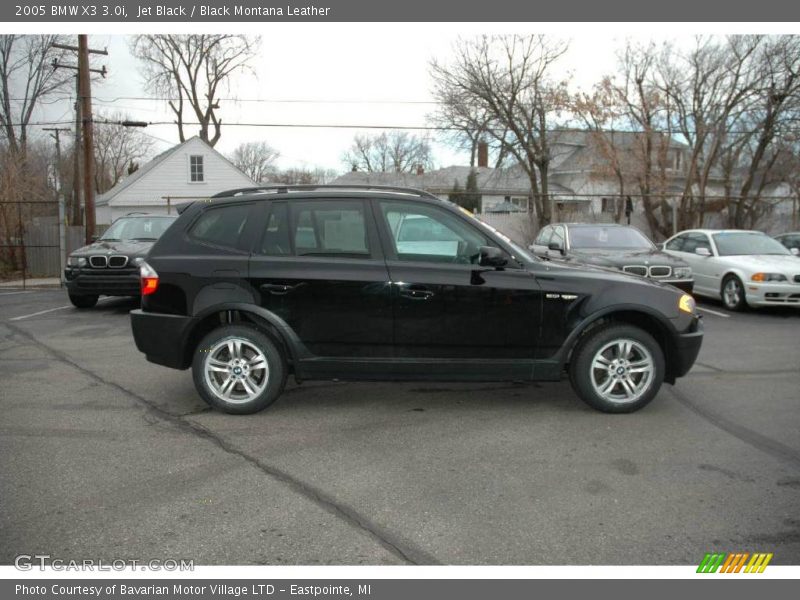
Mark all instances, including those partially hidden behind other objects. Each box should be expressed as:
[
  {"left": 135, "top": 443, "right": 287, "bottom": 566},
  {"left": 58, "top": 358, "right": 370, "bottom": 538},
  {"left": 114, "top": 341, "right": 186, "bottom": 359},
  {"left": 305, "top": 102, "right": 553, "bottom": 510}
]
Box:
[{"left": 98, "top": 137, "right": 256, "bottom": 207}]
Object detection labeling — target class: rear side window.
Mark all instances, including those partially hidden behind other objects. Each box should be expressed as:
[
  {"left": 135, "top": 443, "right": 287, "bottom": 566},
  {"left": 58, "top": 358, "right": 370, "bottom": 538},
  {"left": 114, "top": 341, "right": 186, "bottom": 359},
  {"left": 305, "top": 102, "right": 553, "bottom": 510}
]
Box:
[
  {"left": 258, "top": 200, "right": 371, "bottom": 258},
  {"left": 189, "top": 204, "right": 250, "bottom": 250}
]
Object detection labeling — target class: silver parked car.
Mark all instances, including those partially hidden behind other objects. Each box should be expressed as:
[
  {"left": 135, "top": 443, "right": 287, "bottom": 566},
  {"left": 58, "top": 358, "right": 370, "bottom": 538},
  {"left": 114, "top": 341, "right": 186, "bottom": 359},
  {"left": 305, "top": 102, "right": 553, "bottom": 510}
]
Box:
[
  {"left": 662, "top": 229, "right": 800, "bottom": 310},
  {"left": 775, "top": 231, "right": 800, "bottom": 255}
]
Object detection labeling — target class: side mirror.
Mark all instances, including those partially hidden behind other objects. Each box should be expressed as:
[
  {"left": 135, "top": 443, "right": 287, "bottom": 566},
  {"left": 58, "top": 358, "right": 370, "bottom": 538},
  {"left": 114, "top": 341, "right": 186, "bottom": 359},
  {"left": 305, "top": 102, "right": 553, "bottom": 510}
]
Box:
[
  {"left": 547, "top": 241, "right": 565, "bottom": 255},
  {"left": 790, "top": 247, "right": 799, "bottom": 256},
  {"left": 479, "top": 246, "right": 508, "bottom": 268},
  {"left": 695, "top": 247, "right": 711, "bottom": 257}
]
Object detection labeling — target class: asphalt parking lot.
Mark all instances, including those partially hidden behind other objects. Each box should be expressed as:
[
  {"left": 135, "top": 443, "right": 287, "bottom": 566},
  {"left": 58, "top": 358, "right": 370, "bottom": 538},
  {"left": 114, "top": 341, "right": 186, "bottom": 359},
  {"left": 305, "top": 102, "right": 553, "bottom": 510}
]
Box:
[{"left": 1, "top": 288, "right": 798, "bottom": 565}]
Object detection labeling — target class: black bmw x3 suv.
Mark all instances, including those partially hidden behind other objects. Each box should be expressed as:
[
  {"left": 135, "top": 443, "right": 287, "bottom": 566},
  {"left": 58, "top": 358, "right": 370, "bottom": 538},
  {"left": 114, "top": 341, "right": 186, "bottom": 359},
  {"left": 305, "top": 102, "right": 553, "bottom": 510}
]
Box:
[{"left": 130, "top": 185, "right": 703, "bottom": 414}]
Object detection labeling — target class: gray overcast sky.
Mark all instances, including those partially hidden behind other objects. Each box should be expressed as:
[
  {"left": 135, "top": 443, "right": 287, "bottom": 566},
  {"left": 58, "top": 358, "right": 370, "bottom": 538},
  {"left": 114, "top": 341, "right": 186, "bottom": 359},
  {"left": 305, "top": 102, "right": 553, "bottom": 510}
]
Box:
[{"left": 41, "top": 31, "right": 684, "bottom": 172}]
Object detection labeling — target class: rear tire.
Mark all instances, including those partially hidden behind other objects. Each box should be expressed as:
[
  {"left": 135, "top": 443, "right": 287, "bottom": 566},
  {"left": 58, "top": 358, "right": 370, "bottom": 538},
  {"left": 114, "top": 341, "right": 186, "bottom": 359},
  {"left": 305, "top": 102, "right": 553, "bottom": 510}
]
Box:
[
  {"left": 721, "top": 275, "right": 747, "bottom": 311},
  {"left": 69, "top": 293, "right": 98, "bottom": 309},
  {"left": 569, "top": 324, "right": 665, "bottom": 413},
  {"left": 192, "top": 324, "right": 287, "bottom": 415}
]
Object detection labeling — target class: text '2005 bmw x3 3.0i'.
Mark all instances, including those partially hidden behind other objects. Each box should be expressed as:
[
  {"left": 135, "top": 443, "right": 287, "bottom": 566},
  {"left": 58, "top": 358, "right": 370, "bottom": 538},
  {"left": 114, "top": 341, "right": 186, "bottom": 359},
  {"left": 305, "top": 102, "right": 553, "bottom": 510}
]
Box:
[{"left": 130, "top": 185, "right": 703, "bottom": 415}]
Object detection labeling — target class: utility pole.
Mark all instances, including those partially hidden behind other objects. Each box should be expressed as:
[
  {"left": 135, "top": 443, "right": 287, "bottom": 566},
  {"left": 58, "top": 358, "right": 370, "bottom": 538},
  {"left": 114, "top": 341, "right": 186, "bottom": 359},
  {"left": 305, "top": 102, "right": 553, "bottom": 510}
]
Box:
[
  {"left": 72, "top": 74, "right": 81, "bottom": 226},
  {"left": 44, "top": 127, "right": 71, "bottom": 285},
  {"left": 51, "top": 37, "right": 107, "bottom": 244},
  {"left": 78, "top": 35, "right": 96, "bottom": 244}
]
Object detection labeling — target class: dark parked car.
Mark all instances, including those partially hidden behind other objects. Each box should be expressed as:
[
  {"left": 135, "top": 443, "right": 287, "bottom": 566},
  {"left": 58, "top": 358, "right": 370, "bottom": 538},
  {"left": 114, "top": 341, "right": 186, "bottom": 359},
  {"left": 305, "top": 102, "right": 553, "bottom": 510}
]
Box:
[
  {"left": 130, "top": 185, "right": 702, "bottom": 415},
  {"left": 65, "top": 213, "right": 177, "bottom": 308},
  {"left": 529, "top": 223, "right": 694, "bottom": 293}
]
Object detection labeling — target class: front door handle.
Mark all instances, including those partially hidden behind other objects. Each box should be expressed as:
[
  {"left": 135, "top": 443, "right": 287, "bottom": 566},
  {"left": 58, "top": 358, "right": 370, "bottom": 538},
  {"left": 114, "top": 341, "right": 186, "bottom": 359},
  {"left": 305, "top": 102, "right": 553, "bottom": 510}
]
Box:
[
  {"left": 260, "top": 283, "right": 302, "bottom": 295},
  {"left": 399, "top": 287, "right": 435, "bottom": 301}
]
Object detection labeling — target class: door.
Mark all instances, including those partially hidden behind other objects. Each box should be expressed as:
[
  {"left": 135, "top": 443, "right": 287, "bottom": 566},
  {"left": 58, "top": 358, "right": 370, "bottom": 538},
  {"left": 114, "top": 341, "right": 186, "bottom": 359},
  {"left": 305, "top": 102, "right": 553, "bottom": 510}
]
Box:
[
  {"left": 248, "top": 199, "right": 393, "bottom": 358},
  {"left": 375, "top": 200, "right": 542, "bottom": 368}
]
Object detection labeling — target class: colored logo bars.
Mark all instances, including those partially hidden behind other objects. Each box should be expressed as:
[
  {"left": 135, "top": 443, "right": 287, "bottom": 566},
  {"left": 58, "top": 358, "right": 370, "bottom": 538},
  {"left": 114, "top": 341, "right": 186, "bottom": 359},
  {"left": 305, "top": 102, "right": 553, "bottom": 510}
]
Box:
[{"left": 697, "top": 552, "right": 773, "bottom": 573}]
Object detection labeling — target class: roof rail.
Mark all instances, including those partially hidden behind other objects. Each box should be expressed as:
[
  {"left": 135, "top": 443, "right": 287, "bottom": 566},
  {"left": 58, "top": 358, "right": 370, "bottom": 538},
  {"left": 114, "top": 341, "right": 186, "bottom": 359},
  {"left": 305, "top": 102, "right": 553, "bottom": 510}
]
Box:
[{"left": 210, "top": 184, "right": 442, "bottom": 201}]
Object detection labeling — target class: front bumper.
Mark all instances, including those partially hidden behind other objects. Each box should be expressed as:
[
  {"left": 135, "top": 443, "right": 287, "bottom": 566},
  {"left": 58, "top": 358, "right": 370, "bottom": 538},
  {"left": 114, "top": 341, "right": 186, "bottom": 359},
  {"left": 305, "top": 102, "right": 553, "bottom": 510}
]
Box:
[
  {"left": 670, "top": 317, "right": 703, "bottom": 379},
  {"left": 130, "top": 309, "right": 196, "bottom": 370},
  {"left": 65, "top": 267, "right": 140, "bottom": 296},
  {"left": 663, "top": 278, "right": 694, "bottom": 294},
  {"left": 744, "top": 282, "right": 800, "bottom": 307}
]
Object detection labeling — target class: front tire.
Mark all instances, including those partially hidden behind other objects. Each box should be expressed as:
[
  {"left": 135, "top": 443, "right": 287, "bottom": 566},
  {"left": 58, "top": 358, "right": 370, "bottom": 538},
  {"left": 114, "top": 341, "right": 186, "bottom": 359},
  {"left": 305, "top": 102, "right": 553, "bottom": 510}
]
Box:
[
  {"left": 192, "top": 325, "right": 287, "bottom": 415},
  {"left": 569, "top": 324, "right": 665, "bottom": 413},
  {"left": 69, "top": 293, "right": 98, "bottom": 308},
  {"left": 721, "top": 275, "right": 747, "bottom": 311}
]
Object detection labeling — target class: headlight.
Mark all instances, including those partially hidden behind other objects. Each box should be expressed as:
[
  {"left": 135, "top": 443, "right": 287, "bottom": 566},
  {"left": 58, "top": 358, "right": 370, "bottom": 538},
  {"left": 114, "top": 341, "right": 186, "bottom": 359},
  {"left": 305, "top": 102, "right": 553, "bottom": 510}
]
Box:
[
  {"left": 678, "top": 294, "right": 696, "bottom": 314},
  {"left": 131, "top": 257, "right": 144, "bottom": 266},
  {"left": 751, "top": 272, "right": 787, "bottom": 282},
  {"left": 67, "top": 256, "right": 86, "bottom": 267},
  {"left": 673, "top": 266, "right": 692, "bottom": 279}
]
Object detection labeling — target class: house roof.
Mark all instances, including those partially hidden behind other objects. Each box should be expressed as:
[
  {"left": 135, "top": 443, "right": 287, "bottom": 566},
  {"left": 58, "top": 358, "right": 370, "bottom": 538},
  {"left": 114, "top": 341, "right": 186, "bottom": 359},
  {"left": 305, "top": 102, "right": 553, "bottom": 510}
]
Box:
[{"left": 96, "top": 136, "right": 254, "bottom": 207}]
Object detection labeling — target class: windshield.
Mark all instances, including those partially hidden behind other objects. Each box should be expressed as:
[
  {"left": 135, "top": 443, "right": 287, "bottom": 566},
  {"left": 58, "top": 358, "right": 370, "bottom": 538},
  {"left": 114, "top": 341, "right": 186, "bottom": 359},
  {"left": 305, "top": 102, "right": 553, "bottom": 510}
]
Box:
[
  {"left": 569, "top": 226, "right": 654, "bottom": 250},
  {"left": 100, "top": 217, "right": 176, "bottom": 241},
  {"left": 713, "top": 232, "right": 791, "bottom": 256}
]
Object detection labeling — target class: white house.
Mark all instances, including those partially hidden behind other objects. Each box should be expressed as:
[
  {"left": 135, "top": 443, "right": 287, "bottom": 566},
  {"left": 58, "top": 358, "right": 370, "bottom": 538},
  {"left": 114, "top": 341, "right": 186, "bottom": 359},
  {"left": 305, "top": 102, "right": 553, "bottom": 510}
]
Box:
[{"left": 95, "top": 136, "right": 256, "bottom": 224}]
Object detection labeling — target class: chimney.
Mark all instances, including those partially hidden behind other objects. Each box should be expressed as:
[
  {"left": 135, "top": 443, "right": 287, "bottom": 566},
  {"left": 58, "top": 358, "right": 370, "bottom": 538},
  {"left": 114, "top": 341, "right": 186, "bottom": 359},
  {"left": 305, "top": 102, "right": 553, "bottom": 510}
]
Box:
[
  {"left": 477, "top": 141, "right": 489, "bottom": 168},
  {"left": 416, "top": 164, "right": 424, "bottom": 176}
]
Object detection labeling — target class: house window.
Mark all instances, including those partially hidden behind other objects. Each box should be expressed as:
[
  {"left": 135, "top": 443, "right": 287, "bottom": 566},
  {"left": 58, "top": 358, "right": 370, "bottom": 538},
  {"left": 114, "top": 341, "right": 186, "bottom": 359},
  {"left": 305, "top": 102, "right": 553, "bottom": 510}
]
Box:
[
  {"left": 673, "top": 150, "right": 682, "bottom": 171},
  {"left": 601, "top": 197, "right": 613, "bottom": 213},
  {"left": 189, "top": 155, "right": 204, "bottom": 183}
]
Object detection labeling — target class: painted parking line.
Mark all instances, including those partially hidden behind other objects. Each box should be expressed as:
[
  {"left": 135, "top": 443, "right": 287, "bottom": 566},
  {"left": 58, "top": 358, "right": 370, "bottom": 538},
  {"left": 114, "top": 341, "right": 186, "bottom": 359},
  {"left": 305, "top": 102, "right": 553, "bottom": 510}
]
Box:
[
  {"left": 0, "top": 291, "right": 31, "bottom": 296},
  {"left": 8, "top": 297, "right": 116, "bottom": 322},
  {"left": 697, "top": 306, "right": 731, "bottom": 318}
]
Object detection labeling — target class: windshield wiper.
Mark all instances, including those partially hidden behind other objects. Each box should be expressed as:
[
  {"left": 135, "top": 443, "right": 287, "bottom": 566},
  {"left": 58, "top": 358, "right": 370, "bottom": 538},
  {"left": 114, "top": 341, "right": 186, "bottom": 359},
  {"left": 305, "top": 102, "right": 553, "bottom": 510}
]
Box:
[
  {"left": 100, "top": 237, "right": 120, "bottom": 241},
  {"left": 129, "top": 237, "right": 158, "bottom": 241}
]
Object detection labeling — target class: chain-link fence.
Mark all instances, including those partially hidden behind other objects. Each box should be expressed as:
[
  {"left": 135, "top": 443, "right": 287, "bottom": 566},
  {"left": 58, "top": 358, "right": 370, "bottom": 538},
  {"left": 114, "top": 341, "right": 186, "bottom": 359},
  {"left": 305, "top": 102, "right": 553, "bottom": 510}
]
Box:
[
  {"left": 0, "top": 199, "right": 84, "bottom": 288},
  {"left": 474, "top": 193, "right": 800, "bottom": 246}
]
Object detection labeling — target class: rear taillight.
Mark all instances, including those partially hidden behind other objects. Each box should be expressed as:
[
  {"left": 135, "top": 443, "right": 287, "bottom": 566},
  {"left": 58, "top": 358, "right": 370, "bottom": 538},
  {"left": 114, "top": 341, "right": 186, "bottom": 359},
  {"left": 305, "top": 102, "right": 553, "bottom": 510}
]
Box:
[{"left": 140, "top": 261, "right": 159, "bottom": 296}]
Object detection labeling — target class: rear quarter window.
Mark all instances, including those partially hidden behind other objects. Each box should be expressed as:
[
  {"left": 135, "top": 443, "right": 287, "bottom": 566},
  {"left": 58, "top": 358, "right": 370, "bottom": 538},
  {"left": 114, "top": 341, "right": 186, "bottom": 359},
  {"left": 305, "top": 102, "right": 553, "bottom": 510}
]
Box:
[{"left": 189, "top": 204, "right": 251, "bottom": 250}]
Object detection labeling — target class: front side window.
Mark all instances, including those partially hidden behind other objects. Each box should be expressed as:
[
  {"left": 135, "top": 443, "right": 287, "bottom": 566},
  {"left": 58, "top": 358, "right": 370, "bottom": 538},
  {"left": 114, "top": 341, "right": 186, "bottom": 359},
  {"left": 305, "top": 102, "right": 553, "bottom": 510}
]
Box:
[
  {"left": 190, "top": 204, "right": 250, "bottom": 249},
  {"left": 681, "top": 233, "right": 712, "bottom": 254},
  {"left": 189, "top": 155, "right": 204, "bottom": 182},
  {"left": 381, "top": 202, "right": 489, "bottom": 264},
  {"left": 534, "top": 226, "right": 552, "bottom": 246},
  {"left": 665, "top": 234, "right": 687, "bottom": 251}
]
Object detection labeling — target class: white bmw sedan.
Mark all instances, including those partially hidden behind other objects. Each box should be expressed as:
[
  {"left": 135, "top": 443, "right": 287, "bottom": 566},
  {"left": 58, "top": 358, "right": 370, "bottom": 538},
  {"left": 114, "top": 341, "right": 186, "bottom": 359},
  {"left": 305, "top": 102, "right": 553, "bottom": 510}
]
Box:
[{"left": 662, "top": 229, "right": 800, "bottom": 310}]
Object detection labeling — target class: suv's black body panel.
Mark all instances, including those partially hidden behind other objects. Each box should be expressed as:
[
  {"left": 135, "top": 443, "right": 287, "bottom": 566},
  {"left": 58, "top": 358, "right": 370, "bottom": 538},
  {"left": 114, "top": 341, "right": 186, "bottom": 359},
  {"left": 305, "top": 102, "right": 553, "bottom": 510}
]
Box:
[{"left": 130, "top": 189, "right": 702, "bottom": 391}]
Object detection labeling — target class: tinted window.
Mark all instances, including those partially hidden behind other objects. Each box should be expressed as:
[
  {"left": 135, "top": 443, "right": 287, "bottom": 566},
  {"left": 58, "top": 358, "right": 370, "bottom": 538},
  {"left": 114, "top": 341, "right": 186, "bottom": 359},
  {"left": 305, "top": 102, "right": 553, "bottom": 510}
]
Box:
[
  {"left": 381, "top": 202, "right": 489, "bottom": 264},
  {"left": 568, "top": 226, "right": 653, "bottom": 249},
  {"left": 190, "top": 204, "right": 250, "bottom": 249},
  {"left": 681, "top": 233, "right": 712, "bottom": 254},
  {"left": 665, "top": 234, "right": 686, "bottom": 251},
  {"left": 291, "top": 201, "right": 370, "bottom": 257},
  {"left": 260, "top": 203, "right": 291, "bottom": 256},
  {"left": 534, "top": 226, "right": 552, "bottom": 246}
]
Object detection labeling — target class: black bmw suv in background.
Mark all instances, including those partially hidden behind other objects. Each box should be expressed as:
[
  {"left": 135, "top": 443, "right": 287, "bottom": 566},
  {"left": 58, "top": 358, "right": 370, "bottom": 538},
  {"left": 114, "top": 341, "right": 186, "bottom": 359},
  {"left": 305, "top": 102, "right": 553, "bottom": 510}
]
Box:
[
  {"left": 530, "top": 223, "right": 695, "bottom": 293},
  {"left": 130, "top": 185, "right": 703, "bottom": 414},
  {"left": 65, "top": 213, "right": 177, "bottom": 308}
]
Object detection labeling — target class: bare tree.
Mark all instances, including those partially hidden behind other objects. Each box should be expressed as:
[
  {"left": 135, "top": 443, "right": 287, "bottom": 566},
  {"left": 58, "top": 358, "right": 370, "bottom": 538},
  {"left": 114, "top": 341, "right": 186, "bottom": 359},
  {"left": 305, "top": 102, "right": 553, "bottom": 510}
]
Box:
[
  {"left": 131, "top": 35, "right": 259, "bottom": 147},
  {"left": 343, "top": 131, "right": 433, "bottom": 173},
  {"left": 270, "top": 167, "right": 340, "bottom": 185},
  {"left": 430, "top": 35, "right": 570, "bottom": 226},
  {"left": 92, "top": 113, "right": 155, "bottom": 194},
  {"left": 0, "top": 35, "right": 72, "bottom": 156},
  {"left": 229, "top": 140, "right": 280, "bottom": 182}
]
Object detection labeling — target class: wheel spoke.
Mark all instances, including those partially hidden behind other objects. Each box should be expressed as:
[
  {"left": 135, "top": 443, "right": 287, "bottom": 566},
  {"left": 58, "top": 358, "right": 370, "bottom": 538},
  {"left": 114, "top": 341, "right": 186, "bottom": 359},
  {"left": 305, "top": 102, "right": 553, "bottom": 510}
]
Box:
[
  {"left": 240, "top": 376, "right": 257, "bottom": 397},
  {"left": 219, "top": 377, "right": 236, "bottom": 398},
  {"left": 620, "top": 377, "right": 636, "bottom": 398},
  {"left": 207, "top": 358, "right": 229, "bottom": 372},
  {"left": 599, "top": 377, "right": 617, "bottom": 395},
  {"left": 617, "top": 341, "right": 632, "bottom": 359},
  {"left": 593, "top": 355, "right": 612, "bottom": 369},
  {"left": 248, "top": 356, "right": 267, "bottom": 370}
]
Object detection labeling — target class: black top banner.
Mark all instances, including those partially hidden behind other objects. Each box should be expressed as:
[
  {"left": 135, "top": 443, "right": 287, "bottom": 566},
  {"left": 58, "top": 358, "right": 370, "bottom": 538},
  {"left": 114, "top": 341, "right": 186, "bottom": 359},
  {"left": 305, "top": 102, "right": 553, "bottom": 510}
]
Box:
[{"left": 4, "top": 0, "right": 800, "bottom": 22}]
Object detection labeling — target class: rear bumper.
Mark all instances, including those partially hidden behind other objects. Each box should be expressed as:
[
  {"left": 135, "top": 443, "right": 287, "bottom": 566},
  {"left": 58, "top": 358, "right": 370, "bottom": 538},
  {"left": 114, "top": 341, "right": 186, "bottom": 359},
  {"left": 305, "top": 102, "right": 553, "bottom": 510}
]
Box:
[
  {"left": 671, "top": 317, "right": 703, "bottom": 378},
  {"left": 130, "top": 309, "right": 196, "bottom": 370},
  {"left": 65, "top": 267, "right": 140, "bottom": 296}
]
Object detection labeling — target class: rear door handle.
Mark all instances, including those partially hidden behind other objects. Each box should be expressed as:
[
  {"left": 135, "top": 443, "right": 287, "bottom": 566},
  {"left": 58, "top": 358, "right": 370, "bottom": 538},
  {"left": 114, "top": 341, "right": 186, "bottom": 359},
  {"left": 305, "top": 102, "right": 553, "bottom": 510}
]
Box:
[
  {"left": 260, "top": 283, "right": 301, "bottom": 295},
  {"left": 399, "top": 287, "right": 435, "bottom": 300}
]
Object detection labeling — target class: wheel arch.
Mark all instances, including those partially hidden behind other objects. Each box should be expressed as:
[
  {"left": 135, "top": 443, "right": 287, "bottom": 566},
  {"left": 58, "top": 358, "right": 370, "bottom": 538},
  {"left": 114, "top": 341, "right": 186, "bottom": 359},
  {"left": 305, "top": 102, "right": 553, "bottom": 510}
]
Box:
[
  {"left": 183, "top": 303, "right": 308, "bottom": 376},
  {"left": 558, "top": 305, "right": 680, "bottom": 384}
]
